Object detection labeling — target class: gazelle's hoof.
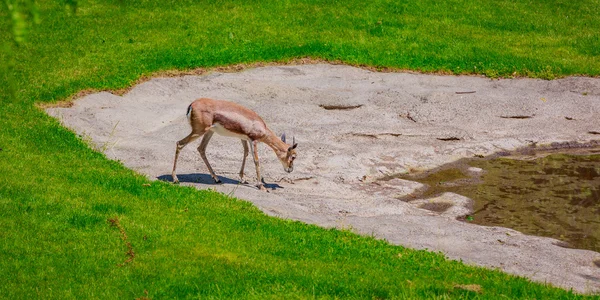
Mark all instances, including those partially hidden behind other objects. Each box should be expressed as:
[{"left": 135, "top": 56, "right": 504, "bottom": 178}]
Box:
[
  {"left": 257, "top": 184, "right": 269, "bottom": 192},
  {"left": 213, "top": 178, "right": 222, "bottom": 184},
  {"left": 172, "top": 176, "right": 180, "bottom": 184}
]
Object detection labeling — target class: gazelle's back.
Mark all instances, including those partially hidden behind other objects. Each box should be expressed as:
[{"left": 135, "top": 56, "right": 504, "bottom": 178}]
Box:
[{"left": 188, "top": 98, "right": 269, "bottom": 140}]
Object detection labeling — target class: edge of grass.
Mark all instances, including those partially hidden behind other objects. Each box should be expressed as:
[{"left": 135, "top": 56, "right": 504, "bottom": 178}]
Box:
[{"left": 2, "top": 0, "right": 600, "bottom": 298}]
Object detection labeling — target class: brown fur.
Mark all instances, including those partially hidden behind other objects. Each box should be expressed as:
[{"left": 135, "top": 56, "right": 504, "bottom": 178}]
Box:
[{"left": 189, "top": 98, "right": 267, "bottom": 140}]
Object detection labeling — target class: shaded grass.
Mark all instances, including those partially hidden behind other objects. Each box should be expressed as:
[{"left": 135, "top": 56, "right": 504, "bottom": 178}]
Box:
[{"left": 1, "top": 0, "right": 599, "bottom": 298}]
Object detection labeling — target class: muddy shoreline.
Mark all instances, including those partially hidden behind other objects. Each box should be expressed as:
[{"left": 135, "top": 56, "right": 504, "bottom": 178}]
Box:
[{"left": 391, "top": 144, "right": 600, "bottom": 253}]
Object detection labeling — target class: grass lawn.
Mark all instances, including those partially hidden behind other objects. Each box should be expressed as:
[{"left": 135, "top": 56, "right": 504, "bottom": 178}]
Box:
[{"left": 1, "top": 0, "right": 599, "bottom": 298}]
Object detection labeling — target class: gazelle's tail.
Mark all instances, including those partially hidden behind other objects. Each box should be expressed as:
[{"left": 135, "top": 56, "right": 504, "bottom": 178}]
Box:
[{"left": 185, "top": 104, "right": 193, "bottom": 125}]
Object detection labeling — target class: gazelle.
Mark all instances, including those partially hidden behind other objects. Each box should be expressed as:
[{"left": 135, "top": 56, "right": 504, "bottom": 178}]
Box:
[{"left": 171, "top": 98, "right": 298, "bottom": 191}]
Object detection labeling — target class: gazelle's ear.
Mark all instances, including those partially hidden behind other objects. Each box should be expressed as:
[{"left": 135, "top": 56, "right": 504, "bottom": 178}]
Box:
[
  {"left": 291, "top": 136, "right": 298, "bottom": 149},
  {"left": 281, "top": 133, "right": 287, "bottom": 143}
]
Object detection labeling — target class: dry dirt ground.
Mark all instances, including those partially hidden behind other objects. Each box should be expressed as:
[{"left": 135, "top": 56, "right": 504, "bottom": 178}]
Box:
[{"left": 47, "top": 64, "right": 600, "bottom": 294}]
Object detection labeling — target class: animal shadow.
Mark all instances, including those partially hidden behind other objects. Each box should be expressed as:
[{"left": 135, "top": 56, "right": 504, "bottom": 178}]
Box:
[{"left": 157, "top": 173, "right": 283, "bottom": 190}]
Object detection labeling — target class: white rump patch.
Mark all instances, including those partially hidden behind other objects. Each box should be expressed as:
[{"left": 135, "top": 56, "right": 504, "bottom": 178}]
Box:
[{"left": 210, "top": 123, "right": 250, "bottom": 140}]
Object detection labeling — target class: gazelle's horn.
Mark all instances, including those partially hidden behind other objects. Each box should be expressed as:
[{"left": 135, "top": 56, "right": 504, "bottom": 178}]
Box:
[
  {"left": 281, "top": 133, "right": 286, "bottom": 143},
  {"left": 289, "top": 136, "right": 297, "bottom": 149}
]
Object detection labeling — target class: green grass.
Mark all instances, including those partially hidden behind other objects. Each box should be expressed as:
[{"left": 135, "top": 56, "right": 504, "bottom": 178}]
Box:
[{"left": 1, "top": 0, "right": 600, "bottom": 298}]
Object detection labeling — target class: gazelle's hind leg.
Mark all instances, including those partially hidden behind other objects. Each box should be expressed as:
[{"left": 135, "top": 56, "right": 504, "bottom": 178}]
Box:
[
  {"left": 172, "top": 132, "right": 202, "bottom": 183},
  {"left": 198, "top": 131, "right": 221, "bottom": 183},
  {"left": 239, "top": 140, "right": 249, "bottom": 184}
]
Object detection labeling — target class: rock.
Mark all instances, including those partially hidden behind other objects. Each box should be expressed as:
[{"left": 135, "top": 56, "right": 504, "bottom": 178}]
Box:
[
  {"left": 467, "top": 167, "right": 484, "bottom": 174},
  {"left": 410, "top": 192, "right": 474, "bottom": 218}
]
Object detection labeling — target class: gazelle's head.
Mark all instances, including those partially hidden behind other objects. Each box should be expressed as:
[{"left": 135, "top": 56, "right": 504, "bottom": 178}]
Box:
[{"left": 279, "top": 133, "right": 298, "bottom": 173}]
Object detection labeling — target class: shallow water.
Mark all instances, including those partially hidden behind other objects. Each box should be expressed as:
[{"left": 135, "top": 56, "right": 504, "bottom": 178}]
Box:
[{"left": 398, "top": 152, "right": 600, "bottom": 253}]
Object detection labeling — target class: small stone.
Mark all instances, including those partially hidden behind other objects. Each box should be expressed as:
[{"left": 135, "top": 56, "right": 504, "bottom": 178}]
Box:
[
  {"left": 410, "top": 192, "right": 474, "bottom": 218},
  {"left": 467, "top": 167, "right": 483, "bottom": 173}
]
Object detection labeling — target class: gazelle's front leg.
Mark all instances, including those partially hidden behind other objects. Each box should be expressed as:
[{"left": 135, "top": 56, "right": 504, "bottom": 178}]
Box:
[
  {"left": 197, "top": 131, "right": 221, "bottom": 184},
  {"left": 249, "top": 140, "right": 268, "bottom": 192},
  {"left": 239, "top": 140, "right": 249, "bottom": 184}
]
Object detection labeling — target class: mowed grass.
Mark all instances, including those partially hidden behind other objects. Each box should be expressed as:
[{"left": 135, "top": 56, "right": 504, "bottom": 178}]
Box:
[{"left": 1, "top": 0, "right": 599, "bottom": 298}]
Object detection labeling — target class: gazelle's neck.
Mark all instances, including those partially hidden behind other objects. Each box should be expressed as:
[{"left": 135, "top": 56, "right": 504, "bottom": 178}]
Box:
[{"left": 263, "top": 130, "right": 288, "bottom": 155}]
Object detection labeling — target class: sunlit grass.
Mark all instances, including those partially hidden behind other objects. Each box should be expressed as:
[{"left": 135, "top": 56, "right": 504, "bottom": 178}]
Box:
[{"left": 1, "top": 0, "right": 599, "bottom": 298}]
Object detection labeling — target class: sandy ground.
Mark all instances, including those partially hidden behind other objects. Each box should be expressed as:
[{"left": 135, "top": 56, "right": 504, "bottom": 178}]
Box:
[{"left": 47, "top": 64, "right": 600, "bottom": 293}]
